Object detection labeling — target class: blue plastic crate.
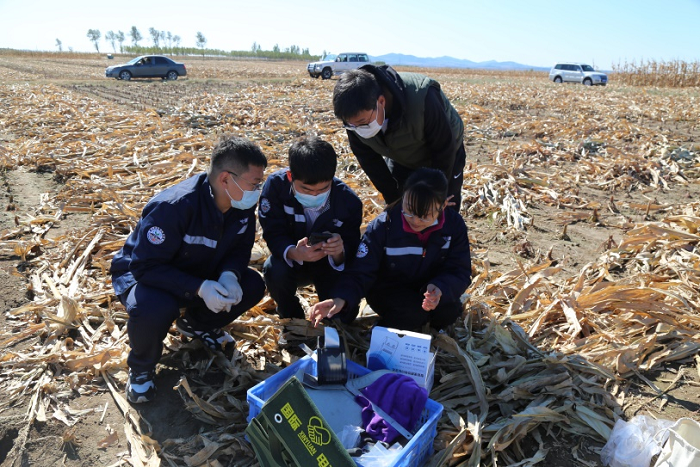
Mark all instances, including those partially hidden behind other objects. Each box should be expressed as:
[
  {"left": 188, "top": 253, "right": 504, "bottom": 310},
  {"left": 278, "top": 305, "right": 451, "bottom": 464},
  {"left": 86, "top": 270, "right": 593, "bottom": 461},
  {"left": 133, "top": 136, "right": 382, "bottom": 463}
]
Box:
[{"left": 247, "top": 355, "right": 443, "bottom": 467}]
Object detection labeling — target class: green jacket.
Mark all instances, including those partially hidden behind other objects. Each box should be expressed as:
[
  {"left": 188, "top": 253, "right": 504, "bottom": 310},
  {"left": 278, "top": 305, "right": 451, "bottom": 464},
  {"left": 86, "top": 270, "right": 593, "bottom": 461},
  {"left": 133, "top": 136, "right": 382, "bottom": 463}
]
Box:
[
  {"left": 358, "top": 71, "right": 463, "bottom": 168},
  {"left": 346, "top": 65, "right": 464, "bottom": 202}
]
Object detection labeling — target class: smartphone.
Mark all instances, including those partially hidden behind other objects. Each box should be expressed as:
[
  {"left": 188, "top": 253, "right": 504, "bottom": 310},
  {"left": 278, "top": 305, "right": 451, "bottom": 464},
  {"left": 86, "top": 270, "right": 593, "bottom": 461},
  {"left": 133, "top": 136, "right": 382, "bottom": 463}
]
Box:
[{"left": 308, "top": 232, "right": 333, "bottom": 245}]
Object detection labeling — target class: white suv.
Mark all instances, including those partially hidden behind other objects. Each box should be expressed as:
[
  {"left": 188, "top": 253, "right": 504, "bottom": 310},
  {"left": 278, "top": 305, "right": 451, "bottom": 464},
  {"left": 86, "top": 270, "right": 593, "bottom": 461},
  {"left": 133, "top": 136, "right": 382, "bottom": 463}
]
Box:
[
  {"left": 549, "top": 63, "right": 608, "bottom": 86},
  {"left": 307, "top": 53, "right": 371, "bottom": 80}
]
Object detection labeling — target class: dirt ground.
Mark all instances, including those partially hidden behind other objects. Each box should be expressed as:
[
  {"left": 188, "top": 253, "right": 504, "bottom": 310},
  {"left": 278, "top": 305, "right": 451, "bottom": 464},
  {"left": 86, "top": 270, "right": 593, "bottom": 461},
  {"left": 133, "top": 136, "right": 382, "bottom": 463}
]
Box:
[{"left": 1, "top": 53, "right": 699, "bottom": 467}]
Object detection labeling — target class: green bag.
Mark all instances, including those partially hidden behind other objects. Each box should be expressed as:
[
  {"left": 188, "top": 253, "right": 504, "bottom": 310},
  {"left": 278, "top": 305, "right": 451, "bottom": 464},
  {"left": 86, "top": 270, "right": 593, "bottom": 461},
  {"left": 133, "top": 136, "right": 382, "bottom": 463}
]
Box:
[{"left": 246, "top": 376, "right": 356, "bottom": 467}]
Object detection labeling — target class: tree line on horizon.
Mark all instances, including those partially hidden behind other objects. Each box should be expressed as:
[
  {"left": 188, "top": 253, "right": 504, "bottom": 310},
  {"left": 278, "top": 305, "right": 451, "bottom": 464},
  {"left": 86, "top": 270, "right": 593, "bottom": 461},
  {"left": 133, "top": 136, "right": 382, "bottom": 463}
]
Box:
[{"left": 53, "top": 27, "right": 319, "bottom": 61}]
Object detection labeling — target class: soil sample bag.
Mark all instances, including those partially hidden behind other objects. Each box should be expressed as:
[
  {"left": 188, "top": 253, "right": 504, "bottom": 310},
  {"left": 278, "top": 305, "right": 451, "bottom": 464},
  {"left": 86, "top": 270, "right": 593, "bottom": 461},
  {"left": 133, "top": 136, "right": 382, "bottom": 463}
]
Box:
[{"left": 654, "top": 418, "right": 700, "bottom": 467}]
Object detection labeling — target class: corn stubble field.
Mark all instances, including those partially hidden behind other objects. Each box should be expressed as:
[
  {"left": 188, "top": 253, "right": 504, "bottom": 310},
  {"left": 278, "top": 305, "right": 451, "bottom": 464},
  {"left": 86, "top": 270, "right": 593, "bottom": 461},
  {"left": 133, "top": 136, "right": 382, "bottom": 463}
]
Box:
[{"left": 0, "top": 52, "right": 699, "bottom": 467}]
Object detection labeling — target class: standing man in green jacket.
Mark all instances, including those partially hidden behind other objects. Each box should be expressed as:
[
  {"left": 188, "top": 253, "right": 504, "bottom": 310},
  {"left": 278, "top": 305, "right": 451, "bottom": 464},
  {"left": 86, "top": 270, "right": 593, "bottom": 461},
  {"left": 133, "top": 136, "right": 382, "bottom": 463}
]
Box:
[{"left": 332, "top": 64, "right": 466, "bottom": 211}]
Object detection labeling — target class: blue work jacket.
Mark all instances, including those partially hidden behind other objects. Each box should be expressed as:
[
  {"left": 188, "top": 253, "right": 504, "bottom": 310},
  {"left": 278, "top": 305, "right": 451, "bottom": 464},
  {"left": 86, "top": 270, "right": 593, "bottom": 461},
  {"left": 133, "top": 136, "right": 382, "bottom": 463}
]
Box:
[
  {"left": 335, "top": 204, "right": 472, "bottom": 311},
  {"left": 110, "top": 172, "right": 256, "bottom": 300}
]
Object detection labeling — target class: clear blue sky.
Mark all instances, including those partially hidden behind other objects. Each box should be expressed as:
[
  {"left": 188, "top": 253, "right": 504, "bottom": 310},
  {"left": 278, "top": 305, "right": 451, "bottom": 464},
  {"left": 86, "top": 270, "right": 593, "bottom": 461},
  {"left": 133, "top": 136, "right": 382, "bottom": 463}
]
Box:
[{"left": 0, "top": 0, "right": 698, "bottom": 68}]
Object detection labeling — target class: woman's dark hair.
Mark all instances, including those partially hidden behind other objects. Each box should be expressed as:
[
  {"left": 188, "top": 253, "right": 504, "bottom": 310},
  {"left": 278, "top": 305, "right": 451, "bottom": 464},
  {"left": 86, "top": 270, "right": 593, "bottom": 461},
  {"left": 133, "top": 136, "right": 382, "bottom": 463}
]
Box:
[
  {"left": 402, "top": 168, "right": 448, "bottom": 218},
  {"left": 332, "top": 69, "right": 382, "bottom": 123},
  {"left": 289, "top": 136, "right": 337, "bottom": 185}
]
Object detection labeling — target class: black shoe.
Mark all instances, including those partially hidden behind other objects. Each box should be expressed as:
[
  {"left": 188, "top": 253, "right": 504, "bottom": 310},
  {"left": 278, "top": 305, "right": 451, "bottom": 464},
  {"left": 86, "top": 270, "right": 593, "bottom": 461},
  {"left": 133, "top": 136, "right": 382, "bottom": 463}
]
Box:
[
  {"left": 176, "top": 317, "right": 234, "bottom": 352},
  {"left": 126, "top": 369, "right": 156, "bottom": 403}
]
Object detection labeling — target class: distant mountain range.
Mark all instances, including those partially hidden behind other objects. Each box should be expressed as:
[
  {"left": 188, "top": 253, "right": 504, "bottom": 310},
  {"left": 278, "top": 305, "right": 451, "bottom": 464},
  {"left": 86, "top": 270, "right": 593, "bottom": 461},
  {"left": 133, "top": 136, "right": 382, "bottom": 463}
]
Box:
[{"left": 370, "top": 53, "right": 549, "bottom": 71}]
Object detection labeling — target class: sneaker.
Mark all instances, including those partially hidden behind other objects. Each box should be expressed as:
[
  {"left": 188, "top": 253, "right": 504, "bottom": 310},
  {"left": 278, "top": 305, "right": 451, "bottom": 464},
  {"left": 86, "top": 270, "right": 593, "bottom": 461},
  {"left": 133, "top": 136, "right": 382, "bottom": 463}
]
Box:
[
  {"left": 176, "top": 317, "right": 235, "bottom": 352},
  {"left": 126, "top": 369, "right": 156, "bottom": 403}
]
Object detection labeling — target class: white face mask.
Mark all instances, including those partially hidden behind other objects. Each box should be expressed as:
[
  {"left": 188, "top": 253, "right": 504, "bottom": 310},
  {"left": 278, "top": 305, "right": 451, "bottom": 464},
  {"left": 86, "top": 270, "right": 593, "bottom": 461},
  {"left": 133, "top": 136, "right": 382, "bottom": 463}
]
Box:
[
  {"left": 349, "top": 102, "right": 387, "bottom": 139},
  {"left": 226, "top": 175, "right": 261, "bottom": 210}
]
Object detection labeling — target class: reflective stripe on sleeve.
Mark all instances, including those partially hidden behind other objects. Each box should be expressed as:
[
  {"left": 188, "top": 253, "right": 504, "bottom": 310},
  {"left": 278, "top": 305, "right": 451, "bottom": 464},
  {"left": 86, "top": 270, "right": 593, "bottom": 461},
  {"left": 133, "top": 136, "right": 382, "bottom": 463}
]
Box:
[
  {"left": 183, "top": 234, "right": 218, "bottom": 248},
  {"left": 283, "top": 205, "right": 305, "bottom": 223}
]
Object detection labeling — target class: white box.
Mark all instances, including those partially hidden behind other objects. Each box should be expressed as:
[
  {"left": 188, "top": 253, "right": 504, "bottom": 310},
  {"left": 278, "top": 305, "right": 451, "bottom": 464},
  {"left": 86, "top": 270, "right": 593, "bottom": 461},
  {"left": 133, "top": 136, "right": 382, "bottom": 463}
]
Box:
[{"left": 366, "top": 326, "right": 436, "bottom": 392}]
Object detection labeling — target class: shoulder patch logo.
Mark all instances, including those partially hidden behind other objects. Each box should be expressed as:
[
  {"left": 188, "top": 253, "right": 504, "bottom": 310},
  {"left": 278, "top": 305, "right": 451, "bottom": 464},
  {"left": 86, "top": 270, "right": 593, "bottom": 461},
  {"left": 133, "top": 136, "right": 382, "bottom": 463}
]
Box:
[
  {"left": 356, "top": 242, "right": 369, "bottom": 258},
  {"left": 147, "top": 226, "right": 165, "bottom": 245},
  {"left": 260, "top": 197, "right": 271, "bottom": 214}
]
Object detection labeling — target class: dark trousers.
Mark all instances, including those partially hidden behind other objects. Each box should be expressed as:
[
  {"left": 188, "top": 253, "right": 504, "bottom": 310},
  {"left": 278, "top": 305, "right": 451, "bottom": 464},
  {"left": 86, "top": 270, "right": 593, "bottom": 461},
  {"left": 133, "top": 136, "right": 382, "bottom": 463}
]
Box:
[
  {"left": 366, "top": 285, "right": 462, "bottom": 331},
  {"left": 263, "top": 255, "right": 357, "bottom": 322},
  {"left": 118, "top": 267, "right": 265, "bottom": 373},
  {"left": 387, "top": 142, "right": 466, "bottom": 211}
]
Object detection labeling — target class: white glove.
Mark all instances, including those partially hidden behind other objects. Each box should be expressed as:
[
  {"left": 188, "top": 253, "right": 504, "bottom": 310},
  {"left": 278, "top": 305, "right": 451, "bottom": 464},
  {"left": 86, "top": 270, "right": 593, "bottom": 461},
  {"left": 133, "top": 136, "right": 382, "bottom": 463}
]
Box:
[
  {"left": 197, "top": 280, "right": 237, "bottom": 313},
  {"left": 218, "top": 271, "right": 243, "bottom": 308}
]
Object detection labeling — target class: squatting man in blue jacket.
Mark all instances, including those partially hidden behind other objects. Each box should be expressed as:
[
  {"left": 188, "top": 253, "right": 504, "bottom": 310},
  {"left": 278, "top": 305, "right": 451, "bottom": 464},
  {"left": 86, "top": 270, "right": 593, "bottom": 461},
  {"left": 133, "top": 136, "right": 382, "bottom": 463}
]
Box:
[
  {"left": 258, "top": 136, "right": 363, "bottom": 323},
  {"left": 110, "top": 135, "right": 268, "bottom": 403},
  {"left": 310, "top": 168, "right": 472, "bottom": 331}
]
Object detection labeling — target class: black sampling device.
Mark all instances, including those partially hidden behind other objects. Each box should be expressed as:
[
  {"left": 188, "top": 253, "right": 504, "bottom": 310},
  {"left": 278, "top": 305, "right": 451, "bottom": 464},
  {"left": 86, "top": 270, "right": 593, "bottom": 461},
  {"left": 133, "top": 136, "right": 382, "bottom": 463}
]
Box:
[
  {"left": 317, "top": 327, "right": 347, "bottom": 385},
  {"left": 301, "top": 327, "right": 347, "bottom": 387}
]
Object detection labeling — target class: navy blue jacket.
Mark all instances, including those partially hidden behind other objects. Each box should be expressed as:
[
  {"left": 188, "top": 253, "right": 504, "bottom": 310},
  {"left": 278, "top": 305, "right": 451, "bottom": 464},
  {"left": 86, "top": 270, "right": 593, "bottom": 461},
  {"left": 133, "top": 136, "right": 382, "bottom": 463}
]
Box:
[
  {"left": 110, "top": 172, "right": 256, "bottom": 300},
  {"left": 258, "top": 168, "right": 362, "bottom": 264},
  {"left": 335, "top": 204, "right": 472, "bottom": 311}
]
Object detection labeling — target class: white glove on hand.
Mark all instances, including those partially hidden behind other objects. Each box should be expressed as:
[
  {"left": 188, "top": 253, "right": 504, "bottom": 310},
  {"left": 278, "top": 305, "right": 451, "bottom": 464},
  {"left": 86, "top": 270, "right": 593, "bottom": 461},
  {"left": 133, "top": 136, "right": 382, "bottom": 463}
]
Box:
[
  {"left": 197, "top": 280, "right": 237, "bottom": 313},
  {"left": 218, "top": 271, "right": 243, "bottom": 308}
]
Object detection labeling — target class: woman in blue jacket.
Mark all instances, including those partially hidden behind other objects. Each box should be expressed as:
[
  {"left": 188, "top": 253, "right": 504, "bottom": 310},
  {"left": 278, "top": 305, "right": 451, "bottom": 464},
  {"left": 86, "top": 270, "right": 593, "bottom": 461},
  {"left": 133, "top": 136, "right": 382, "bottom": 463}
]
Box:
[{"left": 310, "top": 168, "right": 472, "bottom": 331}]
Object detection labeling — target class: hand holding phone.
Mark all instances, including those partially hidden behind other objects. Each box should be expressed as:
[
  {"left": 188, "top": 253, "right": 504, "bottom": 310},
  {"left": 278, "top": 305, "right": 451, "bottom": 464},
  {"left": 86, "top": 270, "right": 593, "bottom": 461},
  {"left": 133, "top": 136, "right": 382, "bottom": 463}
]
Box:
[{"left": 288, "top": 236, "right": 327, "bottom": 263}]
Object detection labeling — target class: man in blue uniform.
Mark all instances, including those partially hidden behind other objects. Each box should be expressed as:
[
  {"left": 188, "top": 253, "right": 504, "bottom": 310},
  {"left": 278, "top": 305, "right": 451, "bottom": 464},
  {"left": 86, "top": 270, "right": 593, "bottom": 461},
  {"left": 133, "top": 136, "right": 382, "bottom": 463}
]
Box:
[
  {"left": 110, "top": 135, "right": 267, "bottom": 403},
  {"left": 332, "top": 65, "right": 466, "bottom": 211},
  {"left": 258, "top": 136, "right": 362, "bottom": 322}
]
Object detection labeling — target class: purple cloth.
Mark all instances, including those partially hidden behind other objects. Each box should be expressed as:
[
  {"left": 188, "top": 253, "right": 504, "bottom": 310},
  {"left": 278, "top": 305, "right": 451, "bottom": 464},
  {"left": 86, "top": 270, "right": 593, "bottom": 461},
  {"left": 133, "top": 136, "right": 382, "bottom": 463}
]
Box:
[{"left": 355, "top": 373, "right": 428, "bottom": 444}]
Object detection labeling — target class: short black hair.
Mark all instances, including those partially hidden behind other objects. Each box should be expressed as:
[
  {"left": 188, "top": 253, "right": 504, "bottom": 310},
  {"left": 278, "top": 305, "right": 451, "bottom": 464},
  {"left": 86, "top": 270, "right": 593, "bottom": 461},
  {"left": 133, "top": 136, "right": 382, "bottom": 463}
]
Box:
[
  {"left": 209, "top": 134, "right": 267, "bottom": 176},
  {"left": 332, "top": 69, "right": 382, "bottom": 123},
  {"left": 289, "top": 136, "right": 337, "bottom": 185},
  {"left": 402, "top": 168, "right": 448, "bottom": 218}
]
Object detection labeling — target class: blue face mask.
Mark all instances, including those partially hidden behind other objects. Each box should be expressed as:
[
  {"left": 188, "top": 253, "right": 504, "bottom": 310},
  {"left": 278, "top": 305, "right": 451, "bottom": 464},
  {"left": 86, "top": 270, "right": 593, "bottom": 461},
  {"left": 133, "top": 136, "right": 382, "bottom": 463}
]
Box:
[
  {"left": 226, "top": 176, "right": 261, "bottom": 210},
  {"left": 295, "top": 189, "right": 330, "bottom": 209}
]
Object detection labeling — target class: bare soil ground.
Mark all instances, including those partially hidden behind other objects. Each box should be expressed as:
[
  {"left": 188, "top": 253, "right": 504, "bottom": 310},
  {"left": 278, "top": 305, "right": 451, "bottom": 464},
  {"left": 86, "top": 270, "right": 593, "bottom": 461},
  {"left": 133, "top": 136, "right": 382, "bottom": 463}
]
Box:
[{"left": 1, "top": 52, "right": 699, "bottom": 467}]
